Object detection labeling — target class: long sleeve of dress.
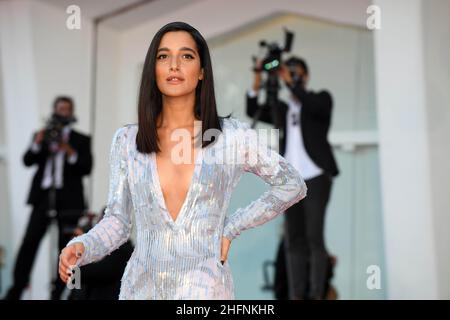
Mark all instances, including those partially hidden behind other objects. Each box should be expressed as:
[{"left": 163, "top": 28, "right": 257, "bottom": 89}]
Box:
[
  {"left": 66, "top": 127, "right": 133, "bottom": 266},
  {"left": 222, "top": 119, "right": 307, "bottom": 241}
]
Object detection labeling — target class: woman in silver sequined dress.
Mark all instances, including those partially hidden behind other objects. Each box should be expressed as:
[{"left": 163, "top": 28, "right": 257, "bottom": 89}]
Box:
[{"left": 59, "top": 22, "right": 307, "bottom": 299}]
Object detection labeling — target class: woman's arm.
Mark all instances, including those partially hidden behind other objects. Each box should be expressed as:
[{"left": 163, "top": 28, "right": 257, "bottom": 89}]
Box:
[
  {"left": 222, "top": 119, "right": 307, "bottom": 241},
  {"left": 66, "top": 127, "right": 133, "bottom": 266}
]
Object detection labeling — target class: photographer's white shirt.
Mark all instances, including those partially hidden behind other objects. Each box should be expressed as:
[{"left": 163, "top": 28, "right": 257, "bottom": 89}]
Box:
[
  {"left": 30, "top": 126, "right": 78, "bottom": 189},
  {"left": 247, "top": 89, "right": 322, "bottom": 180},
  {"left": 284, "top": 95, "right": 322, "bottom": 180}
]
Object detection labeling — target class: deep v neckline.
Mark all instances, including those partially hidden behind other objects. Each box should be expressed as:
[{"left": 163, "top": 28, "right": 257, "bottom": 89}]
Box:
[{"left": 151, "top": 148, "right": 203, "bottom": 227}]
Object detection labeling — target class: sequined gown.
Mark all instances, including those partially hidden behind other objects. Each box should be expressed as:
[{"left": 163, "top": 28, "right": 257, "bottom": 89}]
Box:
[{"left": 66, "top": 117, "right": 307, "bottom": 299}]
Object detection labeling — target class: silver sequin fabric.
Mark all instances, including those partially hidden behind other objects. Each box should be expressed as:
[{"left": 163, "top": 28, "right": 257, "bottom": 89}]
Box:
[{"left": 66, "top": 116, "right": 307, "bottom": 299}]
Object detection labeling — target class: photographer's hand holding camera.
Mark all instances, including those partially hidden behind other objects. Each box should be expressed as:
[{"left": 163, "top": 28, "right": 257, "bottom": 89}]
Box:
[{"left": 3, "top": 96, "right": 93, "bottom": 300}]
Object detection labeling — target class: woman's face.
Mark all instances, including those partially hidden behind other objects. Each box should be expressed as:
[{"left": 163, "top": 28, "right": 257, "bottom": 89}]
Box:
[{"left": 155, "top": 31, "right": 204, "bottom": 98}]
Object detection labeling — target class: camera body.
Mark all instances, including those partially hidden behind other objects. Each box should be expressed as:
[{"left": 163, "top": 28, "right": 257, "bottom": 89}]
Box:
[
  {"left": 257, "top": 28, "right": 294, "bottom": 74},
  {"left": 43, "top": 113, "right": 76, "bottom": 145},
  {"left": 260, "top": 43, "right": 284, "bottom": 73}
]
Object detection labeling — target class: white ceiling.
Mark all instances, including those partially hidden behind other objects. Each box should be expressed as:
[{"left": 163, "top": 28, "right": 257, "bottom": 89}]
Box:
[
  {"left": 36, "top": 0, "right": 369, "bottom": 33},
  {"left": 37, "top": 0, "right": 144, "bottom": 19},
  {"left": 36, "top": 0, "right": 201, "bottom": 30},
  {"left": 105, "top": 0, "right": 202, "bottom": 30}
]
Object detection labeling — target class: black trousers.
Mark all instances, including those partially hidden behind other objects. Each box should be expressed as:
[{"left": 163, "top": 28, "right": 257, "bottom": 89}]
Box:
[
  {"left": 4, "top": 190, "right": 82, "bottom": 300},
  {"left": 283, "top": 173, "right": 332, "bottom": 299}
]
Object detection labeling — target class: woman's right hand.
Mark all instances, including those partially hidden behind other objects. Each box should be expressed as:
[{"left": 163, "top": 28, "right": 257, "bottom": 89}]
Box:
[{"left": 59, "top": 243, "right": 85, "bottom": 283}]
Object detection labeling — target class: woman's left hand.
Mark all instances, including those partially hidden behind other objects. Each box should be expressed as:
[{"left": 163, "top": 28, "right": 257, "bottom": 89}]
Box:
[{"left": 220, "top": 236, "right": 231, "bottom": 264}]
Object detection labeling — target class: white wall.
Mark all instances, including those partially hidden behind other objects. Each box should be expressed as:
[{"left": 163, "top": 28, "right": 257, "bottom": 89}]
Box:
[
  {"left": 90, "top": 24, "right": 122, "bottom": 213},
  {"left": 31, "top": 1, "right": 93, "bottom": 134},
  {"left": 0, "top": 0, "right": 44, "bottom": 299},
  {"left": 423, "top": 0, "right": 450, "bottom": 298},
  {"left": 0, "top": 35, "right": 12, "bottom": 297},
  {"left": 374, "top": 0, "right": 450, "bottom": 299}
]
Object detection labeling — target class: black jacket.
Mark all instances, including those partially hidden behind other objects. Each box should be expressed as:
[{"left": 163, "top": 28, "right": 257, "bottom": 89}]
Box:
[
  {"left": 246, "top": 83, "right": 339, "bottom": 177},
  {"left": 23, "top": 129, "right": 93, "bottom": 209}
]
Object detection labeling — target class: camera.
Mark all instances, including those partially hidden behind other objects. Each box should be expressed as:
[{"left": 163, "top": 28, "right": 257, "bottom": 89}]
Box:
[
  {"left": 43, "top": 113, "right": 76, "bottom": 145},
  {"left": 254, "top": 27, "right": 294, "bottom": 73},
  {"left": 250, "top": 28, "right": 295, "bottom": 129}
]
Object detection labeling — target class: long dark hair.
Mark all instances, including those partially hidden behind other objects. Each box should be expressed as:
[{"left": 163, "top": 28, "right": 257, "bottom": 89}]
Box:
[{"left": 136, "top": 21, "right": 228, "bottom": 154}]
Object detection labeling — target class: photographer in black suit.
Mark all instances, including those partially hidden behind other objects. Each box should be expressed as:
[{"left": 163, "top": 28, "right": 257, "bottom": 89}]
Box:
[
  {"left": 3, "top": 96, "right": 93, "bottom": 300},
  {"left": 247, "top": 57, "right": 338, "bottom": 299}
]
